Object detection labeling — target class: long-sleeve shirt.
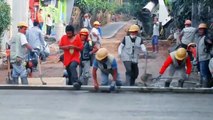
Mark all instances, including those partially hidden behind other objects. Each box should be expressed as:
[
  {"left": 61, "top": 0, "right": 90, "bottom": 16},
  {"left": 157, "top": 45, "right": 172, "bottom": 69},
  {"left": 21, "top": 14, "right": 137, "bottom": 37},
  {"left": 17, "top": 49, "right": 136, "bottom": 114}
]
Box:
[
  {"left": 159, "top": 55, "right": 192, "bottom": 75},
  {"left": 26, "top": 26, "right": 45, "bottom": 50}
]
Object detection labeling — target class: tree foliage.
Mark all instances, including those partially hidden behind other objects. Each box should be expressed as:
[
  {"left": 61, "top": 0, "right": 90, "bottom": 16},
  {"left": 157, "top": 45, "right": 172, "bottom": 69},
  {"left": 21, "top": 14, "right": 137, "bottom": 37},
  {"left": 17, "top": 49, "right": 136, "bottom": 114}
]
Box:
[
  {"left": 75, "top": 0, "right": 118, "bottom": 15},
  {"left": 0, "top": 1, "right": 11, "bottom": 37}
]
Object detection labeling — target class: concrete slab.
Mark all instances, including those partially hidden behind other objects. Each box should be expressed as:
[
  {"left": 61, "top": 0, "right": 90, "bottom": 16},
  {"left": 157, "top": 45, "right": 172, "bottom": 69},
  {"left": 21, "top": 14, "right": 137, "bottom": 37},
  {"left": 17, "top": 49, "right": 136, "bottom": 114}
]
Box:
[{"left": 0, "top": 85, "right": 213, "bottom": 94}]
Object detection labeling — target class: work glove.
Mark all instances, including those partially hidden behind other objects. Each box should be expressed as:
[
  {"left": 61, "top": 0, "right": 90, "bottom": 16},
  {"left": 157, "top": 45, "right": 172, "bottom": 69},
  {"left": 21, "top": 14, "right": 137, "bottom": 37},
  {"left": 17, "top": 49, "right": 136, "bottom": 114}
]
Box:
[
  {"left": 109, "top": 81, "right": 116, "bottom": 91},
  {"left": 30, "top": 49, "right": 38, "bottom": 56},
  {"left": 156, "top": 74, "right": 162, "bottom": 81}
]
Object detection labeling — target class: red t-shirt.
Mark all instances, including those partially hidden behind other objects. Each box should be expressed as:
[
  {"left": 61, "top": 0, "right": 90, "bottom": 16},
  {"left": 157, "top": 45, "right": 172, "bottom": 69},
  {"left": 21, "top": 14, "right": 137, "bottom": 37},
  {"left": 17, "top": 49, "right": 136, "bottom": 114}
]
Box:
[{"left": 59, "top": 35, "right": 83, "bottom": 67}]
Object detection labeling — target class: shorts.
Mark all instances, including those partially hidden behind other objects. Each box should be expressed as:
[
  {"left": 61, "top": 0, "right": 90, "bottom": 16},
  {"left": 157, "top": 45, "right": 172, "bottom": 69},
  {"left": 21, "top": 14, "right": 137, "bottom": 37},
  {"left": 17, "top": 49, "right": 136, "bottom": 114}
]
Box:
[{"left": 152, "top": 35, "right": 159, "bottom": 45}]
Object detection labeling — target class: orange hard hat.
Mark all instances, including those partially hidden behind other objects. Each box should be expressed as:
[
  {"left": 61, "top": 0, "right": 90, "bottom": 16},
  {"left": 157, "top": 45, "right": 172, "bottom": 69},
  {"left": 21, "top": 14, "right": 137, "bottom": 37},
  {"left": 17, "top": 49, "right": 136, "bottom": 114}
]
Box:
[{"left": 80, "top": 28, "right": 89, "bottom": 36}]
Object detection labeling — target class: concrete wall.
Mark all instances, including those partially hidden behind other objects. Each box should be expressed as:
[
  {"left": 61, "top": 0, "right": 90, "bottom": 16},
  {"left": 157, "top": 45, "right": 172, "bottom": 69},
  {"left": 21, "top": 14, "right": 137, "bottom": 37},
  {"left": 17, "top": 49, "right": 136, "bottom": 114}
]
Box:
[
  {"left": 1, "top": 0, "right": 29, "bottom": 51},
  {"left": 11, "top": 0, "right": 29, "bottom": 36},
  {"left": 66, "top": 0, "right": 74, "bottom": 24}
]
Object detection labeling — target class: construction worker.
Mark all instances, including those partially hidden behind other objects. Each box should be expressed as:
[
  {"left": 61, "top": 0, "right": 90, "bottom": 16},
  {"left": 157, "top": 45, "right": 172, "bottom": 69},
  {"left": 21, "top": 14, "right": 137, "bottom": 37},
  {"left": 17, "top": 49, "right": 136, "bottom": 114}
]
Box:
[
  {"left": 92, "top": 48, "right": 122, "bottom": 91},
  {"left": 59, "top": 25, "right": 83, "bottom": 89},
  {"left": 36, "top": 9, "right": 44, "bottom": 30},
  {"left": 90, "top": 21, "right": 102, "bottom": 46},
  {"left": 179, "top": 20, "right": 196, "bottom": 49},
  {"left": 26, "top": 21, "right": 46, "bottom": 61},
  {"left": 118, "top": 24, "right": 147, "bottom": 86},
  {"left": 187, "top": 43, "right": 197, "bottom": 61},
  {"left": 82, "top": 13, "right": 92, "bottom": 30},
  {"left": 195, "top": 23, "right": 213, "bottom": 88},
  {"left": 79, "top": 28, "right": 98, "bottom": 85},
  {"left": 152, "top": 17, "right": 160, "bottom": 53},
  {"left": 10, "top": 22, "right": 33, "bottom": 84},
  {"left": 158, "top": 48, "right": 192, "bottom": 87}
]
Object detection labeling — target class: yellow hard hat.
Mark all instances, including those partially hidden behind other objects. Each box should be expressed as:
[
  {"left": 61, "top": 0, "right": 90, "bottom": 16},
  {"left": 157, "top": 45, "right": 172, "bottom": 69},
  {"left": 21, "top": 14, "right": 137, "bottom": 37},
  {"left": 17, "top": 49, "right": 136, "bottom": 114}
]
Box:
[
  {"left": 93, "top": 21, "right": 100, "bottom": 26},
  {"left": 198, "top": 23, "right": 207, "bottom": 29},
  {"left": 175, "top": 48, "right": 187, "bottom": 60},
  {"left": 17, "top": 21, "right": 28, "bottom": 28},
  {"left": 80, "top": 28, "right": 89, "bottom": 36},
  {"left": 184, "top": 20, "right": 192, "bottom": 25},
  {"left": 129, "top": 24, "right": 140, "bottom": 32},
  {"left": 95, "top": 48, "right": 108, "bottom": 61}
]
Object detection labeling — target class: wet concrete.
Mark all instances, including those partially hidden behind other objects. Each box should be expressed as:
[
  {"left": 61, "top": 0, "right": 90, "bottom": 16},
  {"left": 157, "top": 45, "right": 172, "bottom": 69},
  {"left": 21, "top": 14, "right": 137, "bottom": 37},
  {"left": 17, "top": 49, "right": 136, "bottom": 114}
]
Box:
[{"left": 0, "top": 90, "right": 213, "bottom": 120}]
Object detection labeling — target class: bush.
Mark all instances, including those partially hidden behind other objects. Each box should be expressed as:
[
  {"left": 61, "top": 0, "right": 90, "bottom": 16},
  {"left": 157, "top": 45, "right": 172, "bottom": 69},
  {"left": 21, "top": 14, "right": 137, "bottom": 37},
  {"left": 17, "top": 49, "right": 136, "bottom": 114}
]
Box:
[{"left": 0, "top": 1, "right": 11, "bottom": 37}]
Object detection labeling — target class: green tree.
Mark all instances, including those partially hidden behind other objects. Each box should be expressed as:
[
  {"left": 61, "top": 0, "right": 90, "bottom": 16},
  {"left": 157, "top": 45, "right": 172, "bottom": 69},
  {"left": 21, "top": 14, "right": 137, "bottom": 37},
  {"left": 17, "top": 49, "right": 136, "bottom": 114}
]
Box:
[
  {"left": 0, "top": 1, "right": 11, "bottom": 50},
  {"left": 75, "top": 0, "right": 118, "bottom": 15},
  {"left": 0, "top": 1, "right": 11, "bottom": 37}
]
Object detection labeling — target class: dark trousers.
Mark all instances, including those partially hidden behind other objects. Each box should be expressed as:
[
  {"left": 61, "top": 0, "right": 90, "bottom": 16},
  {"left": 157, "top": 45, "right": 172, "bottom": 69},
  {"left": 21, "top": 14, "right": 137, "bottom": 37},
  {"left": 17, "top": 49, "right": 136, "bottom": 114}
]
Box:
[
  {"left": 46, "top": 25, "right": 51, "bottom": 35},
  {"left": 66, "top": 61, "right": 79, "bottom": 85},
  {"left": 123, "top": 61, "right": 139, "bottom": 86},
  {"left": 199, "top": 60, "right": 212, "bottom": 88},
  {"left": 39, "top": 22, "right": 43, "bottom": 30}
]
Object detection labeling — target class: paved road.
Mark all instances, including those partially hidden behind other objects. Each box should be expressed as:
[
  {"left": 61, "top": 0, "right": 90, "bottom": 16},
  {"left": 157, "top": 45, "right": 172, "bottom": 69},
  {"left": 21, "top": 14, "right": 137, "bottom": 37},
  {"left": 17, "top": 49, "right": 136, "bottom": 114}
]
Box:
[
  {"left": 102, "top": 22, "right": 126, "bottom": 38},
  {"left": 0, "top": 90, "right": 213, "bottom": 120}
]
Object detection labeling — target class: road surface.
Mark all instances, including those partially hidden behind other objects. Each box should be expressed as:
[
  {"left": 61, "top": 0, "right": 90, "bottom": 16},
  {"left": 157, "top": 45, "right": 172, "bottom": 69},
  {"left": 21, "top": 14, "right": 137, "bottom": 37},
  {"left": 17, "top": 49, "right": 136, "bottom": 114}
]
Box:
[
  {"left": 0, "top": 90, "right": 213, "bottom": 120},
  {"left": 102, "top": 22, "right": 126, "bottom": 38}
]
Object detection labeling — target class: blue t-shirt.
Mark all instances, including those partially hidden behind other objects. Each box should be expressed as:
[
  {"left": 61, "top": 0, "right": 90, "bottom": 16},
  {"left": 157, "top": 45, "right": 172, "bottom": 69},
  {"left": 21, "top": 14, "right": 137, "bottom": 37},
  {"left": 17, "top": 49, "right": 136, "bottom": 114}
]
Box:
[{"left": 93, "top": 58, "right": 117, "bottom": 69}]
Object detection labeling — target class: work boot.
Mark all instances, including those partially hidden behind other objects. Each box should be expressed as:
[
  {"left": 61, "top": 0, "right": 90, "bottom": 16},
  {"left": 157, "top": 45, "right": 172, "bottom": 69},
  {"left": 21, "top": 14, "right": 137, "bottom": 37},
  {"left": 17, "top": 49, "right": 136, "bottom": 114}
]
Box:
[
  {"left": 73, "top": 81, "right": 82, "bottom": 90},
  {"left": 130, "top": 79, "right": 136, "bottom": 86},
  {"left": 178, "top": 80, "right": 184, "bottom": 88},
  {"left": 164, "top": 82, "right": 170, "bottom": 87}
]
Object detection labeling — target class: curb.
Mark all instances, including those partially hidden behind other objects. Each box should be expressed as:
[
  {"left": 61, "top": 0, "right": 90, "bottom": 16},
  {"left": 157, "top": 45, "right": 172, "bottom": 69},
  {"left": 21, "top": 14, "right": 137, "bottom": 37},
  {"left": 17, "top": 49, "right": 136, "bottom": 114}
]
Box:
[{"left": 0, "top": 85, "right": 213, "bottom": 93}]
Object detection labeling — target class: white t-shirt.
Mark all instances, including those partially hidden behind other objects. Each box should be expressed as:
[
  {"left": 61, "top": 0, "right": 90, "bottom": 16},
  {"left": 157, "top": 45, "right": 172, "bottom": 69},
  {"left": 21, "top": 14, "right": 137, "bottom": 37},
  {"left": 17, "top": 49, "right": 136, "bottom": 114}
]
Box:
[
  {"left": 46, "top": 17, "right": 53, "bottom": 26},
  {"left": 20, "top": 33, "right": 28, "bottom": 46},
  {"left": 90, "top": 27, "right": 101, "bottom": 42},
  {"left": 181, "top": 27, "right": 196, "bottom": 45},
  {"left": 153, "top": 22, "right": 160, "bottom": 36}
]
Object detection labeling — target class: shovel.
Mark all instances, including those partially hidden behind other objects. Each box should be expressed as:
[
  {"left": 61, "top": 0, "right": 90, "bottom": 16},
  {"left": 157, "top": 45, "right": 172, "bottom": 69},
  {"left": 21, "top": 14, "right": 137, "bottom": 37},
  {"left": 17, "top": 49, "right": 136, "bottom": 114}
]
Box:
[
  {"left": 140, "top": 54, "right": 152, "bottom": 84},
  {"left": 6, "top": 55, "right": 13, "bottom": 84},
  {"left": 36, "top": 53, "right": 47, "bottom": 85}
]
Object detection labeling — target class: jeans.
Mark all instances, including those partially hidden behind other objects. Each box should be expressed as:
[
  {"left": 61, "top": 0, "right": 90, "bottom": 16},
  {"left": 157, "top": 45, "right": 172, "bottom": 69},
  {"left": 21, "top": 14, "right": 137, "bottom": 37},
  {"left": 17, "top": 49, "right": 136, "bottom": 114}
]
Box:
[
  {"left": 123, "top": 61, "right": 139, "bottom": 86},
  {"left": 199, "top": 60, "right": 212, "bottom": 88},
  {"left": 66, "top": 61, "right": 79, "bottom": 85},
  {"left": 79, "top": 60, "right": 91, "bottom": 85},
  {"left": 11, "top": 63, "right": 28, "bottom": 84},
  {"left": 100, "top": 71, "right": 122, "bottom": 86},
  {"left": 46, "top": 25, "right": 51, "bottom": 35},
  {"left": 152, "top": 35, "right": 159, "bottom": 45},
  {"left": 39, "top": 22, "right": 43, "bottom": 30}
]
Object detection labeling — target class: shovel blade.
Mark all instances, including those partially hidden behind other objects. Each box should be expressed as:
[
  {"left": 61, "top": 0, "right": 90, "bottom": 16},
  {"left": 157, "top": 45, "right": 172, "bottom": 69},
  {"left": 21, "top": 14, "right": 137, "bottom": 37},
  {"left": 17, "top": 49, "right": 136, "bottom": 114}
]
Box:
[{"left": 141, "top": 73, "right": 152, "bottom": 82}]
